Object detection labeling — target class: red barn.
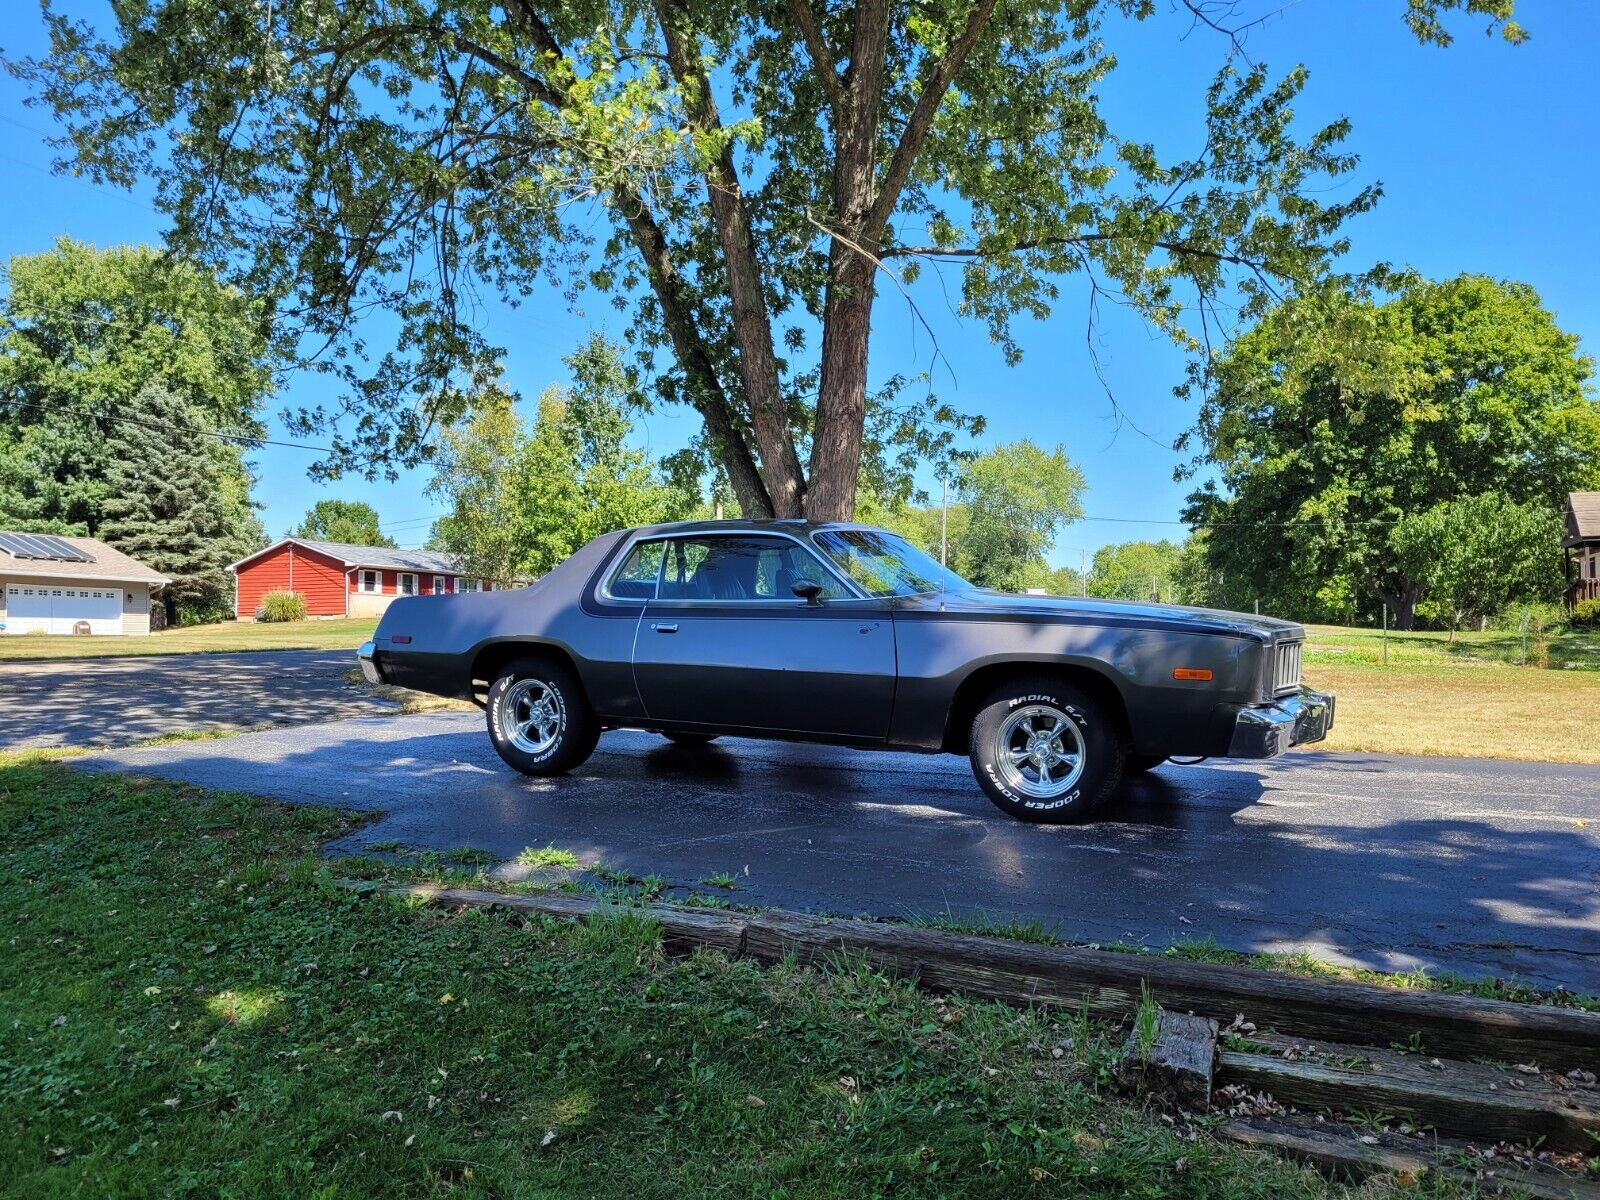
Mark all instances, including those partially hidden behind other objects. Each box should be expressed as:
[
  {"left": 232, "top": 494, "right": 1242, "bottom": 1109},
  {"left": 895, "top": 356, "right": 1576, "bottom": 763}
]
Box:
[{"left": 229, "top": 538, "right": 496, "bottom": 620}]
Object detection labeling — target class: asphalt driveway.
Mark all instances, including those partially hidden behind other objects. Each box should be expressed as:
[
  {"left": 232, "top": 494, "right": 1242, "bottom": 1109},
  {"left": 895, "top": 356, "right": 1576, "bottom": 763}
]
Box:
[
  {"left": 0, "top": 649, "right": 395, "bottom": 750},
  {"left": 79, "top": 712, "right": 1600, "bottom": 991}
]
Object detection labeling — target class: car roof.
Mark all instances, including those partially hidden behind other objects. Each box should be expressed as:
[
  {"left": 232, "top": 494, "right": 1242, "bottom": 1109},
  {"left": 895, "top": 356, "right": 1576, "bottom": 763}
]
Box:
[{"left": 627, "top": 518, "right": 876, "bottom": 537}]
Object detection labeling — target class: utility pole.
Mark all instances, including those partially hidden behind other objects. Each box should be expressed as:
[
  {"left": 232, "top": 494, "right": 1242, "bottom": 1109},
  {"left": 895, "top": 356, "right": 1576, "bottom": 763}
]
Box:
[
  {"left": 1080, "top": 549, "right": 1087, "bottom": 597},
  {"left": 939, "top": 474, "right": 949, "bottom": 569}
]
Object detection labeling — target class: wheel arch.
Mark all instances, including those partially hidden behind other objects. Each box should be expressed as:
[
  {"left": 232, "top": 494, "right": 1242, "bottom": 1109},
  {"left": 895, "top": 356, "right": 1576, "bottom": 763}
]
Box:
[
  {"left": 469, "top": 639, "right": 585, "bottom": 708},
  {"left": 940, "top": 660, "right": 1133, "bottom": 755}
]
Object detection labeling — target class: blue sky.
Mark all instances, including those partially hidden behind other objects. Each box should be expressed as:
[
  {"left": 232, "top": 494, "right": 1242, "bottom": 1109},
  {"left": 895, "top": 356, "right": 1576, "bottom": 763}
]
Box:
[{"left": 2, "top": 1, "right": 1596, "bottom": 566}]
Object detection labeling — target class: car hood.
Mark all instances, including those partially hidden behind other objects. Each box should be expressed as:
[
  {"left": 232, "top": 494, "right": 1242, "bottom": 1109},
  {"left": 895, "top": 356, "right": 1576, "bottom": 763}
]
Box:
[{"left": 892, "top": 589, "right": 1303, "bottom": 640}]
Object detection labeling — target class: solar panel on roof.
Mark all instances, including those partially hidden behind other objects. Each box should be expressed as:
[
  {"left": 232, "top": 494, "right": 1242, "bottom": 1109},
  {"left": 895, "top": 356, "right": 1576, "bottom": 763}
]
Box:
[{"left": 0, "top": 532, "right": 94, "bottom": 562}]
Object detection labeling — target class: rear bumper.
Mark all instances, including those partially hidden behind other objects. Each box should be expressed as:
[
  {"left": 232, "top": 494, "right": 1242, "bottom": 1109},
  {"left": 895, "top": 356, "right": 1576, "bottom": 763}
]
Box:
[
  {"left": 357, "top": 640, "right": 383, "bottom": 686},
  {"left": 1227, "top": 687, "right": 1335, "bottom": 758}
]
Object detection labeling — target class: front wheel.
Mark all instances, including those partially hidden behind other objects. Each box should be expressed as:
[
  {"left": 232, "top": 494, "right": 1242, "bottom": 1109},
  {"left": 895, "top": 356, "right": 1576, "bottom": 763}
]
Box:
[
  {"left": 485, "top": 657, "right": 598, "bottom": 776},
  {"left": 968, "top": 677, "right": 1125, "bottom": 823}
]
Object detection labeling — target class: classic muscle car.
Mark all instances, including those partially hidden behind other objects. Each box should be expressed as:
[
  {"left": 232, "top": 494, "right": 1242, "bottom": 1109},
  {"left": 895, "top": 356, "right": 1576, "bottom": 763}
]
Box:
[{"left": 358, "top": 521, "right": 1333, "bottom": 822}]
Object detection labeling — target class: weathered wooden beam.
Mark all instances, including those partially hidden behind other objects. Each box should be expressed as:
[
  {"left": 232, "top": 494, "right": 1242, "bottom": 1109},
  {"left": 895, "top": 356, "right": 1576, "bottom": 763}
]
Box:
[
  {"left": 367, "top": 885, "right": 1600, "bottom": 1072},
  {"left": 1218, "top": 1036, "right": 1600, "bottom": 1152},
  {"left": 739, "top": 910, "right": 1600, "bottom": 1072},
  {"left": 1117, "top": 1010, "right": 1218, "bottom": 1109},
  {"left": 1221, "top": 1117, "right": 1600, "bottom": 1200}
]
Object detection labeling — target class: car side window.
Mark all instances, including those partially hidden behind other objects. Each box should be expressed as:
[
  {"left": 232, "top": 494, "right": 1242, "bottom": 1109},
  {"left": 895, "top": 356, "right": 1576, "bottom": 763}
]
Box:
[
  {"left": 608, "top": 539, "right": 666, "bottom": 600},
  {"left": 656, "top": 535, "right": 851, "bottom": 602}
]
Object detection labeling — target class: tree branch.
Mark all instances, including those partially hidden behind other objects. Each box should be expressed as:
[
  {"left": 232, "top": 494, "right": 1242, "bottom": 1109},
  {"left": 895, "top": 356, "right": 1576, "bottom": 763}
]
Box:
[
  {"left": 653, "top": 0, "right": 807, "bottom": 514},
  {"left": 866, "top": 0, "right": 999, "bottom": 235},
  {"left": 783, "top": 0, "right": 847, "bottom": 120}
]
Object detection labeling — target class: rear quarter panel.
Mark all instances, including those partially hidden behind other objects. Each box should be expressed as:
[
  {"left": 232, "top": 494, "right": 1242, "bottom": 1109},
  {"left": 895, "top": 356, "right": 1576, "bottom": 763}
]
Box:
[{"left": 371, "top": 531, "right": 643, "bottom": 718}]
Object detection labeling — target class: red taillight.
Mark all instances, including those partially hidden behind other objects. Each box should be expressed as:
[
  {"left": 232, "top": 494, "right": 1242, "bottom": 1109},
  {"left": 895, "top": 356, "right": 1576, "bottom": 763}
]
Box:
[{"left": 391, "top": 635, "right": 412, "bottom": 645}]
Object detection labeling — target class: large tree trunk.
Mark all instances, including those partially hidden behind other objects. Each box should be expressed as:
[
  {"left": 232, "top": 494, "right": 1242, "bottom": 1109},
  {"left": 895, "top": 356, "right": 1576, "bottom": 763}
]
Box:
[
  {"left": 1377, "top": 583, "right": 1423, "bottom": 631},
  {"left": 804, "top": 0, "right": 890, "bottom": 523},
  {"left": 807, "top": 251, "right": 876, "bottom": 521}
]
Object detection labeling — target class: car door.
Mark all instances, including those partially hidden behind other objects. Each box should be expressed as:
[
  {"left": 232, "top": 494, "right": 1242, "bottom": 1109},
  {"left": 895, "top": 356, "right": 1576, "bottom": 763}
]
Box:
[{"left": 632, "top": 532, "right": 897, "bottom": 740}]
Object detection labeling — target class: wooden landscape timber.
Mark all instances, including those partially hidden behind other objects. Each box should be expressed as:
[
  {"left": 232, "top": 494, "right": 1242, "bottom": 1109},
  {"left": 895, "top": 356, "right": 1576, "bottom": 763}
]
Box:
[
  {"left": 378, "top": 884, "right": 1599, "bottom": 1071},
  {"left": 368, "top": 884, "right": 1600, "bottom": 1185},
  {"left": 1117, "top": 1009, "right": 1219, "bottom": 1110},
  {"left": 1221, "top": 1117, "right": 1600, "bottom": 1200},
  {"left": 1218, "top": 1033, "right": 1600, "bottom": 1152}
]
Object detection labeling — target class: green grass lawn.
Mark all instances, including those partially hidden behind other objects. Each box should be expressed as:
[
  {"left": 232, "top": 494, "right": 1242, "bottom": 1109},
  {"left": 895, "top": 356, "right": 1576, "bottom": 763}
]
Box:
[
  {"left": 0, "top": 760, "right": 1377, "bottom": 1199},
  {"left": 0, "top": 617, "right": 378, "bottom": 661},
  {"left": 1304, "top": 623, "right": 1600, "bottom": 672}
]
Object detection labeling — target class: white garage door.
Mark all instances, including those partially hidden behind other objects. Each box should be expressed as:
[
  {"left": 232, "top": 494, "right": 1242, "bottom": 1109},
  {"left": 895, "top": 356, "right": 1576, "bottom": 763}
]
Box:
[{"left": 4, "top": 584, "right": 123, "bottom": 635}]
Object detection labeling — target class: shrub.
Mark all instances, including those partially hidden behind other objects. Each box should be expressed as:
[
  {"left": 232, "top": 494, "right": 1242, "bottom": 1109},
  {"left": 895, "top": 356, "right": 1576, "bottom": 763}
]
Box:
[
  {"left": 1573, "top": 599, "right": 1600, "bottom": 629},
  {"left": 174, "top": 600, "right": 231, "bottom": 628},
  {"left": 257, "top": 590, "right": 307, "bottom": 623}
]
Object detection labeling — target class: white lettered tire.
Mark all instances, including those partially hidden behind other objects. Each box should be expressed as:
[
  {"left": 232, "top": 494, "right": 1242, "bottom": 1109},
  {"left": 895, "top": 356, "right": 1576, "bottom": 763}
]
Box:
[
  {"left": 485, "top": 656, "right": 598, "bottom": 776},
  {"left": 968, "top": 676, "right": 1125, "bottom": 823}
]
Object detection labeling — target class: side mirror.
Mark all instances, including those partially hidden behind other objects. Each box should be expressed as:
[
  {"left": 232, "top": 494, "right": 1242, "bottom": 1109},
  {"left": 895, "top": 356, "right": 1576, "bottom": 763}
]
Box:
[{"left": 791, "top": 578, "right": 824, "bottom": 603}]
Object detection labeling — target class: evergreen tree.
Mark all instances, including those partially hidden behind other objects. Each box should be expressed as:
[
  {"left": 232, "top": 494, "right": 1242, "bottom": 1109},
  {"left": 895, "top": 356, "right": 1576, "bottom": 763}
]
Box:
[{"left": 99, "top": 383, "right": 263, "bottom": 625}]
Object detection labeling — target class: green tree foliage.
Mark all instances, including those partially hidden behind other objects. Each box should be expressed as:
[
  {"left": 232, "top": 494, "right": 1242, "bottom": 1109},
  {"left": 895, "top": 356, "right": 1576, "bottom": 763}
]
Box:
[
  {"left": 99, "top": 383, "right": 263, "bottom": 624},
  {"left": 427, "top": 341, "right": 693, "bottom": 580},
  {"left": 7, "top": 2, "right": 1518, "bottom": 518},
  {"left": 862, "top": 441, "right": 1084, "bottom": 591},
  {"left": 1389, "top": 494, "right": 1563, "bottom": 636},
  {"left": 1088, "top": 539, "right": 1187, "bottom": 603},
  {"left": 292, "top": 500, "right": 394, "bottom": 548},
  {"left": 0, "top": 239, "right": 270, "bottom": 569},
  {"left": 959, "top": 443, "right": 1086, "bottom": 591},
  {"left": 1183, "top": 274, "right": 1600, "bottom": 627}
]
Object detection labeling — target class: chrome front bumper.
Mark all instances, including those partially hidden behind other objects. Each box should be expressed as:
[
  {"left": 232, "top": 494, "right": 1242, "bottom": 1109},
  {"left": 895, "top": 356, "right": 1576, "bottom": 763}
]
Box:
[
  {"left": 1227, "top": 686, "right": 1335, "bottom": 758},
  {"left": 357, "top": 640, "right": 382, "bottom": 685}
]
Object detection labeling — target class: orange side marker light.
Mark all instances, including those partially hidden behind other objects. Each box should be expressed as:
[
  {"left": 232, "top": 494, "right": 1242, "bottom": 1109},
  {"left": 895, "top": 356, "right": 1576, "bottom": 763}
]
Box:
[{"left": 1172, "top": 667, "right": 1213, "bottom": 681}]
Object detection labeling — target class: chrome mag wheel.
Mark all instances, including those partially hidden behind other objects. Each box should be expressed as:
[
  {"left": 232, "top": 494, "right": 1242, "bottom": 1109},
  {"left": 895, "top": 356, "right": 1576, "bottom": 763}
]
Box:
[
  {"left": 498, "top": 677, "right": 565, "bottom": 755},
  {"left": 992, "top": 703, "right": 1086, "bottom": 799}
]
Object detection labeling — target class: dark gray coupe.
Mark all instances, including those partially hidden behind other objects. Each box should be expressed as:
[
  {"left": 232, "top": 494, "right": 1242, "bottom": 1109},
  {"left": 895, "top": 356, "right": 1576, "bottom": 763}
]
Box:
[{"left": 358, "top": 520, "right": 1333, "bottom": 822}]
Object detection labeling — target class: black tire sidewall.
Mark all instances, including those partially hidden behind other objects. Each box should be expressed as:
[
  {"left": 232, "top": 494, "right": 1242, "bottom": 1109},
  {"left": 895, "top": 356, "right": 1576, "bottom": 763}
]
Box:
[
  {"left": 486, "top": 658, "right": 596, "bottom": 775},
  {"left": 969, "top": 678, "right": 1124, "bottom": 823}
]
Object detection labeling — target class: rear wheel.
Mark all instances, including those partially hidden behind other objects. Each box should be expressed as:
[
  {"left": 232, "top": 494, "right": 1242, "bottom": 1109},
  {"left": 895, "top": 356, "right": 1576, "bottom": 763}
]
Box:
[
  {"left": 968, "top": 677, "right": 1125, "bottom": 823},
  {"left": 485, "top": 657, "right": 598, "bottom": 776},
  {"left": 661, "top": 731, "right": 718, "bottom": 746},
  {"left": 1125, "top": 753, "right": 1167, "bottom": 774}
]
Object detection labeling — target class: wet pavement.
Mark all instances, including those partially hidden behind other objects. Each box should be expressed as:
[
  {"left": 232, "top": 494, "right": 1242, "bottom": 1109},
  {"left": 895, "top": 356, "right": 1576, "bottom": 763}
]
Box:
[{"left": 79, "top": 711, "right": 1600, "bottom": 991}]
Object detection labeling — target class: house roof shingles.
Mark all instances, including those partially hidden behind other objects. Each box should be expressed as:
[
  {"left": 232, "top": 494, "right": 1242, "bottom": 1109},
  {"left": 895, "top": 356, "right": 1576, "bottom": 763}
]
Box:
[
  {"left": 0, "top": 533, "right": 169, "bottom": 584},
  {"left": 1568, "top": 492, "right": 1600, "bottom": 544},
  {"left": 240, "top": 538, "right": 466, "bottom": 575}
]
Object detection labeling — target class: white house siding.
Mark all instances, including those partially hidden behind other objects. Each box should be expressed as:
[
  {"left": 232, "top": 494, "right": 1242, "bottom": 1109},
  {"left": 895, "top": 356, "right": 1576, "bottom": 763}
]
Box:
[{"left": 122, "top": 582, "right": 152, "bottom": 635}]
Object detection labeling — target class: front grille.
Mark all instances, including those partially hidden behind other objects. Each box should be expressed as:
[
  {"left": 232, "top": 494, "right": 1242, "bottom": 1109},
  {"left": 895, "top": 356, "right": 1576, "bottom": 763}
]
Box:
[{"left": 1274, "top": 639, "right": 1303, "bottom": 694}]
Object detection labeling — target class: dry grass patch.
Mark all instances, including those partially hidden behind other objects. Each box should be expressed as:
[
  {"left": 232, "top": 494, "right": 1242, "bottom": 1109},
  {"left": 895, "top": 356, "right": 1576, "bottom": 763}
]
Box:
[{"left": 1307, "top": 663, "right": 1600, "bottom": 764}]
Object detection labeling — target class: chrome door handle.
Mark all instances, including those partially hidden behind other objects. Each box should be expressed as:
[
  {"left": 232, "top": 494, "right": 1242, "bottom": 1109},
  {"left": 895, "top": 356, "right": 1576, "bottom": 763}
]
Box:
[{"left": 651, "top": 622, "right": 678, "bottom": 633}]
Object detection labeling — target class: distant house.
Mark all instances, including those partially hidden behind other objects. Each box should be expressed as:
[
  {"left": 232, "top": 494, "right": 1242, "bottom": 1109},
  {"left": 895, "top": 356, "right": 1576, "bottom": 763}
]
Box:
[
  {"left": 1567, "top": 492, "right": 1600, "bottom": 606},
  {"left": 0, "top": 531, "right": 169, "bottom": 636},
  {"left": 229, "top": 538, "right": 497, "bottom": 621}
]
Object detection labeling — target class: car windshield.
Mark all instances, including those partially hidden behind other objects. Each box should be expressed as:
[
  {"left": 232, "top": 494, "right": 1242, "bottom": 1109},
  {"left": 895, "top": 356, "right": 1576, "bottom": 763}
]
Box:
[{"left": 812, "top": 528, "right": 972, "bottom": 598}]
